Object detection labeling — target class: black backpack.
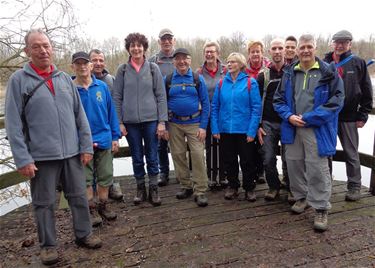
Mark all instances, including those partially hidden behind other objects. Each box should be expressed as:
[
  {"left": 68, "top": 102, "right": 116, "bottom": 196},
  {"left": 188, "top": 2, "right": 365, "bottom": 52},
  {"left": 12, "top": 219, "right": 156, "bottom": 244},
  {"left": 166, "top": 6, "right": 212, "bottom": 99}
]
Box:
[{"left": 164, "top": 72, "right": 201, "bottom": 100}]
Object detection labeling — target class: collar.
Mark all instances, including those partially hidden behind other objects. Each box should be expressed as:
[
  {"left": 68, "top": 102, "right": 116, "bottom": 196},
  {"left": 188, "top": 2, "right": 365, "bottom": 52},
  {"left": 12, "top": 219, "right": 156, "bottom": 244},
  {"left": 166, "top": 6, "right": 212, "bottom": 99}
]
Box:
[
  {"left": 294, "top": 61, "right": 320, "bottom": 71},
  {"left": 29, "top": 62, "right": 54, "bottom": 76}
]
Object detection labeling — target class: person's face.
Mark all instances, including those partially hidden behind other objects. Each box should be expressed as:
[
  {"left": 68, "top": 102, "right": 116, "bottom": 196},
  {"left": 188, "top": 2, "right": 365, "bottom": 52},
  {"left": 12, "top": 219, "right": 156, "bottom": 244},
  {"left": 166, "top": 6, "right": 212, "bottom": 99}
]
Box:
[
  {"left": 173, "top": 54, "right": 191, "bottom": 74},
  {"left": 332, "top": 39, "right": 351, "bottom": 56},
  {"left": 129, "top": 41, "right": 144, "bottom": 59},
  {"left": 226, "top": 57, "right": 241, "bottom": 74},
  {"left": 90, "top": 52, "right": 105, "bottom": 74},
  {"left": 248, "top": 45, "right": 263, "bottom": 65},
  {"left": 204, "top": 45, "right": 219, "bottom": 64},
  {"left": 24, "top": 32, "right": 53, "bottom": 71},
  {"left": 297, "top": 40, "right": 316, "bottom": 66},
  {"left": 158, "top": 35, "right": 175, "bottom": 53},
  {"left": 269, "top": 41, "right": 285, "bottom": 64},
  {"left": 71, "top": 59, "right": 93, "bottom": 78},
  {"left": 285, "top": 40, "right": 297, "bottom": 60}
]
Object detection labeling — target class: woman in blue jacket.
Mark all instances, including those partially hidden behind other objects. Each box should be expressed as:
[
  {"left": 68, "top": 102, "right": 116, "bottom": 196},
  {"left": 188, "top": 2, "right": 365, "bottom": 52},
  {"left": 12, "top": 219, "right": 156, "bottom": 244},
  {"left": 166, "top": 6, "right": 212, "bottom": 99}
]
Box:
[{"left": 211, "top": 52, "right": 262, "bottom": 201}]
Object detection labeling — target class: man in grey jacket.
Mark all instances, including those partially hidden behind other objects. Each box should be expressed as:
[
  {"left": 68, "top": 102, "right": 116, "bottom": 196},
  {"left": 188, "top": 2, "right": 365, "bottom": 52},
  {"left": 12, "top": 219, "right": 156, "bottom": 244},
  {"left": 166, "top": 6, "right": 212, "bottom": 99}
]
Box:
[{"left": 5, "top": 29, "right": 101, "bottom": 265}]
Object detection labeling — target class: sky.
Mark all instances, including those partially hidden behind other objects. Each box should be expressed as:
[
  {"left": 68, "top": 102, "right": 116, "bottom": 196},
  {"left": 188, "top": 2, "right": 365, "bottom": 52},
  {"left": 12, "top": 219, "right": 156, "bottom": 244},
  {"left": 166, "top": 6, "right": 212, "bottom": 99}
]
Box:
[{"left": 73, "top": 0, "right": 375, "bottom": 42}]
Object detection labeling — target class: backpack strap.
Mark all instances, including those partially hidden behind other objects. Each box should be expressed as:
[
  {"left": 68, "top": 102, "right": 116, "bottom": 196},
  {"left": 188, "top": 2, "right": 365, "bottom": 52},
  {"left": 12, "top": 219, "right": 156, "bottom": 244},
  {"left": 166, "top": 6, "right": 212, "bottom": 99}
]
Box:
[
  {"left": 335, "top": 54, "right": 354, "bottom": 68},
  {"left": 218, "top": 77, "right": 251, "bottom": 91},
  {"left": 123, "top": 62, "right": 156, "bottom": 93},
  {"left": 165, "top": 72, "right": 200, "bottom": 101}
]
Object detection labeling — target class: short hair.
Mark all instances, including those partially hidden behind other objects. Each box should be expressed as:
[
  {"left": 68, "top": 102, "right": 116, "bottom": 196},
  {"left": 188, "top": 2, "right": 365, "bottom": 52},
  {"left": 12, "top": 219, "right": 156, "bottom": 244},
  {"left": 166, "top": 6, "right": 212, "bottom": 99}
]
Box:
[
  {"left": 285, "top": 35, "right": 297, "bottom": 43},
  {"left": 298, "top": 34, "right": 316, "bottom": 48},
  {"left": 24, "top": 28, "right": 51, "bottom": 47},
  {"left": 203, "top": 41, "right": 221, "bottom": 54},
  {"left": 270, "top": 38, "right": 285, "bottom": 47},
  {"left": 226, "top": 52, "right": 247, "bottom": 71},
  {"left": 247, "top": 40, "right": 264, "bottom": 54},
  {"left": 89, "top": 49, "right": 105, "bottom": 58},
  {"left": 125, "top": 33, "right": 149, "bottom": 53}
]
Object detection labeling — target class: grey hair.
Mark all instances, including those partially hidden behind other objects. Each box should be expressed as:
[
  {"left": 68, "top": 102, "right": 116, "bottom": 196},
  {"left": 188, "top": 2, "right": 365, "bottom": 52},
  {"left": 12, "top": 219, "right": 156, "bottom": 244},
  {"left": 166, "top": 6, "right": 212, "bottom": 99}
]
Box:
[
  {"left": 203, "top": 41, "right": 221, "bottom": 54},
  {"left": 298, "top": 34, "right": 316, "bottom": 48},
  {"left": 226, "top": 52, "right": 247, "bottom": 71},
  {"left": 89, "top": 49, "right": 105, "bottom": 59},
  {"left": 24, "top": 28, "right": 51, "bottom": 47}
]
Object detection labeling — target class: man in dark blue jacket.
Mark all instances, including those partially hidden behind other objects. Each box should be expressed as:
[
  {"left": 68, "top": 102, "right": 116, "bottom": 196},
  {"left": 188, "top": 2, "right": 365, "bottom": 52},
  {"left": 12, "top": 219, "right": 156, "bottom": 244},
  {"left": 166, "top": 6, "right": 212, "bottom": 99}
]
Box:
[{"left": 274, "top": 34, "right": 344, "bottom": 232}]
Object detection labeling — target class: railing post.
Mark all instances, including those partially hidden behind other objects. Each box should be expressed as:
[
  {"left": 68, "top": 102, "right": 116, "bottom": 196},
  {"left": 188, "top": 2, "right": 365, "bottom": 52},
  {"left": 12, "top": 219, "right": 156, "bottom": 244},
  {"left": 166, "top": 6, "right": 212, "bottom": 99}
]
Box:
[{"left": 370, "top": 128, "right": 375, "bottom": 195}]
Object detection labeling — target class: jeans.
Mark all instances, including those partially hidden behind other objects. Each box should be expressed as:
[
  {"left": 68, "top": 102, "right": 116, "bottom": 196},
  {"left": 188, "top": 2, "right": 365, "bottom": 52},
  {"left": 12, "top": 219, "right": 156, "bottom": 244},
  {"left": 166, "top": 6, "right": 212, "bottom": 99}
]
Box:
[
  {"left": 158, "top": 139, "right": 170, "bottom": 176},
  {"left": 125, "top": 121, "right": 159, "bottom": 185}
]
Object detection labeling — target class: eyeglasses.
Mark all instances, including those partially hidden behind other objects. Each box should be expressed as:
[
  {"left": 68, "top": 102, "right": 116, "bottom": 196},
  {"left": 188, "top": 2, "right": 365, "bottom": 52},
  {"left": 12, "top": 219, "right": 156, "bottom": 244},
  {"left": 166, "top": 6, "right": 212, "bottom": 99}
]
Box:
[
  {"left": 333, "top": 40, "right": 350, "bottom": 45},
  {"left": 161, "top": 36, "right": 173, "bottom": 41},
  {"left": 205, "top": 50, "right": 217, "bottom": 54}
]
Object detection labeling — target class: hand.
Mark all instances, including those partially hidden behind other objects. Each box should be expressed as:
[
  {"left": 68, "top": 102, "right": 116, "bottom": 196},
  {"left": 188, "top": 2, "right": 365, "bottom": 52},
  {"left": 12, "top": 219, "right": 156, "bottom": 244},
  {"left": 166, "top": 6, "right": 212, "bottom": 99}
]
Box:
[
  {"left": 80, "top": 153, "right": 93, "bottom": 166},
  {"left": 356, "top": 121, "right": 365, "bottom": 128},
  {"left": 197, "top": 128, "right": 206, "bottom": 143},
  {"left": 156, "top": 122, "right": 166, "bottom": 139},
  {"left": 288, "top": 114, "right": 306, "bottom": 127},
  {"left": 163, "top": 130, "right": 170, "bottom": 141},
  {"left": 213, "top": 134, "right": 220, "bottom": 140},
  {"left": 257, "top": 127, "right": 266, "bottom": 145},
  {"left": 112, "top": 140, "right": 119, "bottom": 153},
  {"left": 18, "top": 163, "right": 38, "bottom": 179},
  {"left": 246, "top": 136, "right": 255, "bottom": 143},
  {"left": 120, "top": 123, "right": 128, "bottom": 136}
]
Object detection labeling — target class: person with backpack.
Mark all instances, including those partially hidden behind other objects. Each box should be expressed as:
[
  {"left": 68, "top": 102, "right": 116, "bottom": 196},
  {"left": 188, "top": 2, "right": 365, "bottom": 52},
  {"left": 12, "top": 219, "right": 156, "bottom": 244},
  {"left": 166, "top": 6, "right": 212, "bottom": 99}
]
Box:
[
  {"left": 163, "top": 48, "right": 210, "bottom": 207},
  {"left": 211, "top": 52, "right": 262, "bottom": 202},
  {"left": 323, "top": 30, "right": 373, "bottom": 202},
  {"left": 112, "top": 33, "right": 168, "bottom": 207}
]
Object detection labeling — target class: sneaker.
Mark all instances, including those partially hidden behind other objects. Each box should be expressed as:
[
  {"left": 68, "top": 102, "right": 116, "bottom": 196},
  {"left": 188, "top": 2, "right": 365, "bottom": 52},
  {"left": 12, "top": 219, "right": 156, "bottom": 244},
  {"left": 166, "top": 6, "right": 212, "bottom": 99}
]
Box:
[
  {"left": 75, "top": 234, "right": 102, "bottom": 249},
  {"left": 98, "top": 201, "right": 117, "bottom": 221},
  {"left": 195, "top": 194, "right": 208, "bottom": 207},
  {"left": 89, "top": 205, "right": 103, "bottom": 227},
  {"left": 245, "top": 190, "right": 257, "bottom": 202},
  {"left": 291, "top": 198, "right": 308, "bottom": 214},
  {"left": 176, "top": 188, "right": 194, "bottom": 199},
  {"left": 264, "top": 189, "right": 279, "bottom": 201},
  {"left": 287, "top": 191, "right": 296, "bottom": 204},
  {"left": 345, "top": 189, "right": 361, "bottom": 202},
  {"left": 158, "top": 174, "right": 169, "bottom": 187},
  {"left": 314, "top": 210, "right": 328, "bottom": 232},
  {"left": 224, "top": 188, "right": 239, "bottom": 200},
  {"left": 40, "top": 247, "right": 58, "bottom": 265},
  {"left": 108, "top": 182, "right": 124, "bottom": 201}
]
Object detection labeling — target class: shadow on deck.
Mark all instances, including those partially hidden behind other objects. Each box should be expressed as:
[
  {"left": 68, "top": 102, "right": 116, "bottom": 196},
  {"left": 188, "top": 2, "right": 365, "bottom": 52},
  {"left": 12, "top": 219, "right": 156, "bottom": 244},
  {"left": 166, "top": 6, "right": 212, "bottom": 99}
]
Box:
[{"left": 1, "top": 174, "right": 375, "bottom": 267}]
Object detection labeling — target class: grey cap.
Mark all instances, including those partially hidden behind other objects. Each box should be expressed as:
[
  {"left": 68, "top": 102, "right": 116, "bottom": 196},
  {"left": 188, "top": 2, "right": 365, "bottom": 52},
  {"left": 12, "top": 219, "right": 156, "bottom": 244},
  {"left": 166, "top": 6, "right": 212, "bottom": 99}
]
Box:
[
  {"left": 332, "top": 30, "right": 353, "bottom": 41},
  {"left": 159, "top": 28, "right": 174, "bottom": 38},
  {"left": 173, "top": 48, "right": 191, "bottom": 58},
  {"left": 72, "top": 51, "right": 90, "bottom": 63}
]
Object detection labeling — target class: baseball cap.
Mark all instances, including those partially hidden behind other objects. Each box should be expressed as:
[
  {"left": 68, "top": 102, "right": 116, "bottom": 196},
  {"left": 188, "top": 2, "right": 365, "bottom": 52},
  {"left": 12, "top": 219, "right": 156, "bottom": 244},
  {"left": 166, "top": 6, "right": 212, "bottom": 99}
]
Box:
[
  {"left": 159, "top": 28, "right": 174, "bottom": 38},
  {"left": 72, "top": 51, "right": 90, "bottom": 63},
  {"left": 173, "top": 48, "right": 191, "bottom": 58},
  {"left": 332, "top": 30, "right": 353, "bottom": 41}
]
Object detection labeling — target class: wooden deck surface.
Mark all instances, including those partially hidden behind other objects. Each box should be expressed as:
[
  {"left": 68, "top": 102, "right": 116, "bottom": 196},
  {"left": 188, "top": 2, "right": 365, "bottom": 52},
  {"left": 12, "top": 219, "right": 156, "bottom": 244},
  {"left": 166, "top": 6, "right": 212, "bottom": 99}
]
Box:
[{"left": 1, "top": 174, "right": 375, "bottom": 267}]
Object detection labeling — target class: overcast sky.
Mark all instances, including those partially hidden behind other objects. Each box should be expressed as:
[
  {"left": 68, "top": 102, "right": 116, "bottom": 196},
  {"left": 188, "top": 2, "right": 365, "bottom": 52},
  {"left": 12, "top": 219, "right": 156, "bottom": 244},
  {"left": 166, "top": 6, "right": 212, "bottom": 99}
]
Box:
[{"left": 73, "top": 0, "right": 374, "bottom": 42}]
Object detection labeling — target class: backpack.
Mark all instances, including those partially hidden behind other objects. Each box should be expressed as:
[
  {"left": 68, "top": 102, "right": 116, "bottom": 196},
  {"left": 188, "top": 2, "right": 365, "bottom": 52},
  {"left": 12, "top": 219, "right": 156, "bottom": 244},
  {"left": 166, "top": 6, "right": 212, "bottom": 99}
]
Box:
[
  {"left": 164, "top": 72, "right": 201, "bottom": 100},
  {"left": 122, "top": 62, "right": 157, "bottom": 92},
  {"left": 218, "top": 76, "right": 252, "bottom": 91}
]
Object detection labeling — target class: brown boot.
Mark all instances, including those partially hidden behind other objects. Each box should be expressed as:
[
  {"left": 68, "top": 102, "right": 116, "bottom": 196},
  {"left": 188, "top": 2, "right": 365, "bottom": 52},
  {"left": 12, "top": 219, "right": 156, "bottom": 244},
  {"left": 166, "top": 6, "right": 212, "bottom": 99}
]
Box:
[
  {"left": 89, "top": 201, "right": 103, "bottom": 227},
  {"left": 149, "top": 185, "right": 162, "bottom": 206},
  {"left": 75, "top": 234, "right": 102, "bottom": 249},
  {"left": 133, "top": 183, "right": 147, "bottom": 205},
  {"left": 98, "top": 201, "right": 117, "bottom": 221},
  {"left": 40, "top": 247, "right": 58, "bottom": 265},
  {"left": 224, "top": 188, "right": 239, "bottom": 200}
]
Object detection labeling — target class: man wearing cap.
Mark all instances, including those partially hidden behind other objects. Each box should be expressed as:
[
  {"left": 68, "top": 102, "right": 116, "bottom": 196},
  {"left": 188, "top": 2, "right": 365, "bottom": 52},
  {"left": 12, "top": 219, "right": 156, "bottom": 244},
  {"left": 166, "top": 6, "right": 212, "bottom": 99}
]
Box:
[
  {"left": 149, "top": 28, "right": 176, "bottom": 187},
  {"left": 163, "top": 48, "right": 210, "bottom": 207},
  {"left": 5, "top": 29, "right": 101, "bottom": 265},
  {"left": 324, "top": 30, "right": 373, "bottom": 201},
  {"left": 72, "top": 51, "right": 121, "bottom": 227}
]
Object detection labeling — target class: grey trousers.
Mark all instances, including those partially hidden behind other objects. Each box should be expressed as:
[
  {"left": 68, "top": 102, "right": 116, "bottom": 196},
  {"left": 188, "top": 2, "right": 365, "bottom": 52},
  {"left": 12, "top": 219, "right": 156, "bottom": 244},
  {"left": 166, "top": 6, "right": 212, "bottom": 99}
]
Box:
[
  {"left": 338, "top": 122, "right": 361, "bottom": 190},
  {"left": 285, "top": 128, "right": 332, "bottom": 210},
  {"left": 30, "top": 155, "right": 92, "bottom": 248}
]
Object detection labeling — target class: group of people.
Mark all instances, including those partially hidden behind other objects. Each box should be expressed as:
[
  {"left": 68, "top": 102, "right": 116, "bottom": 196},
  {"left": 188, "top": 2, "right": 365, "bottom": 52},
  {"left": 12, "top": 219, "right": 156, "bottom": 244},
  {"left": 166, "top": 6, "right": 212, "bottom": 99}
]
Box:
[{"left": 4, "top": 28, "right": 373, "bottom": 265}]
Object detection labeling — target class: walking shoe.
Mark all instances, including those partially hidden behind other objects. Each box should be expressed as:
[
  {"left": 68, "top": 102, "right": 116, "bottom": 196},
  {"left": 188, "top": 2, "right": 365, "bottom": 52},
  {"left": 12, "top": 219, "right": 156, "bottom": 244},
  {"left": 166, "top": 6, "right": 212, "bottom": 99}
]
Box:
[
  {"left": 176, "top": 188, "right": 194, "bottom": 199},
  {"left": 40, "top": 247, "right": 58, "bottom": 265},
  {"left": 149, "top": 185, "right": 162, "bottom": 206},
  {"left": 257, "top": 173, "right": 266, "bottom": 184},
  {"left": 98, "top": 201, "right": 117, "bottom": 221},
  {"left": 287, "top": 191, "right": 296, "bottom": 204},
  {"left": 108, "top": 182, "right": 124, "bottom": 201},
  {"left": 345, "top": 189, "right": 361, "bottom": 201},
  {"left": 134, "top": 183, "right": 147, "bottom": 205},
  {"left": 314, "top": 210, "right": 328, "bottom": 232},
  {"left": 264, "top": 189, "right": 279, "bottom": 201},
  {"left": 158, "top": 174, "right": 169, "bottom": 187},
  {"left": 245, "top": 190, "right": 257, "bottom": 202},
  {"left": 291, "top": 198, "right": 308, "bottom": 214},
  {"left": 224, "top": 187, "right": 239, "bottom": 200},
  {"left": 195, "top": 194, "right": 208, "bottom": 207},
  {"left": 75, "top": 234, "right": 102, "bottom": 249},
  {"left": 89, "top": 203, "right": 103, "bottom": 227}
]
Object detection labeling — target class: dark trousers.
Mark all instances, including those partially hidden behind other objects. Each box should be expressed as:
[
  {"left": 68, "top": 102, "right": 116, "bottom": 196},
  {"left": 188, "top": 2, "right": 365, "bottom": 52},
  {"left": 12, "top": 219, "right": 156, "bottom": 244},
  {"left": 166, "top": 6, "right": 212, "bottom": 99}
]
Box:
[
  {"left": 220, "top": 133, "right": 256, "bottom": 191},
  {"left": 158, "top": 139, "right": 170, "bottom": 176},
  {"left": 205, "top": 122, "right": 225, "bottom": 183}
]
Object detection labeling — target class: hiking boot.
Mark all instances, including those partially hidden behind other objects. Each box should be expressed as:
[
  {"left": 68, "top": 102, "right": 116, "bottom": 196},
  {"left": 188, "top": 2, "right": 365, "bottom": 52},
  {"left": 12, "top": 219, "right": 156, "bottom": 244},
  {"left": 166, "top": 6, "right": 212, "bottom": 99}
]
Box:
[
  {"left": 176, "top": 188, "right": 194, "bottom": 199},
  {"left": 345, "top": 189, "right": 361, "bottom": 202},
  {"left": 75, "top": 234, "right": 102, "bottom": 249},
  {"left": 291, "top": 198, "right": 308, "bottom": 214},
  {"left": 149, "top": 185, "right": 162, "bottom": 206},
  {"left": 195, "top": 194, "right": 208, "bottom": 207},
  {"left": 158, "top": 173, "right": 169, "bottom": 187},
  {"left": 40, "top": 247, "right": 58, "bottom": 265},
  {"left": 257, "top": 173, "right": 266, "bottom": 184},
  {"left": 287, "top": 191, "right": 296, "bottom": 204},
  {"left": 98, "top": 201, "right": 117, "bottom": 221},
  {"left": 108, "top": 182, "right": 124, "bottom": 201},
  {"left": 245, "top": 190, "right": 257, "bottom": 202},
  {"left": 264, "top": 189, "right": 279, "bottom": 201},
  {"left": 133, "top": 183, "right": 147, "bottom": 205},
  {"left": 224, "top": 188, "right": 239, "bottom": 200},
  {"left": 314, "top": 210, "right": 328, "bottom": 232},
  {"left": 89, "top": 202, "right": 103, "bottom": 227}
]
